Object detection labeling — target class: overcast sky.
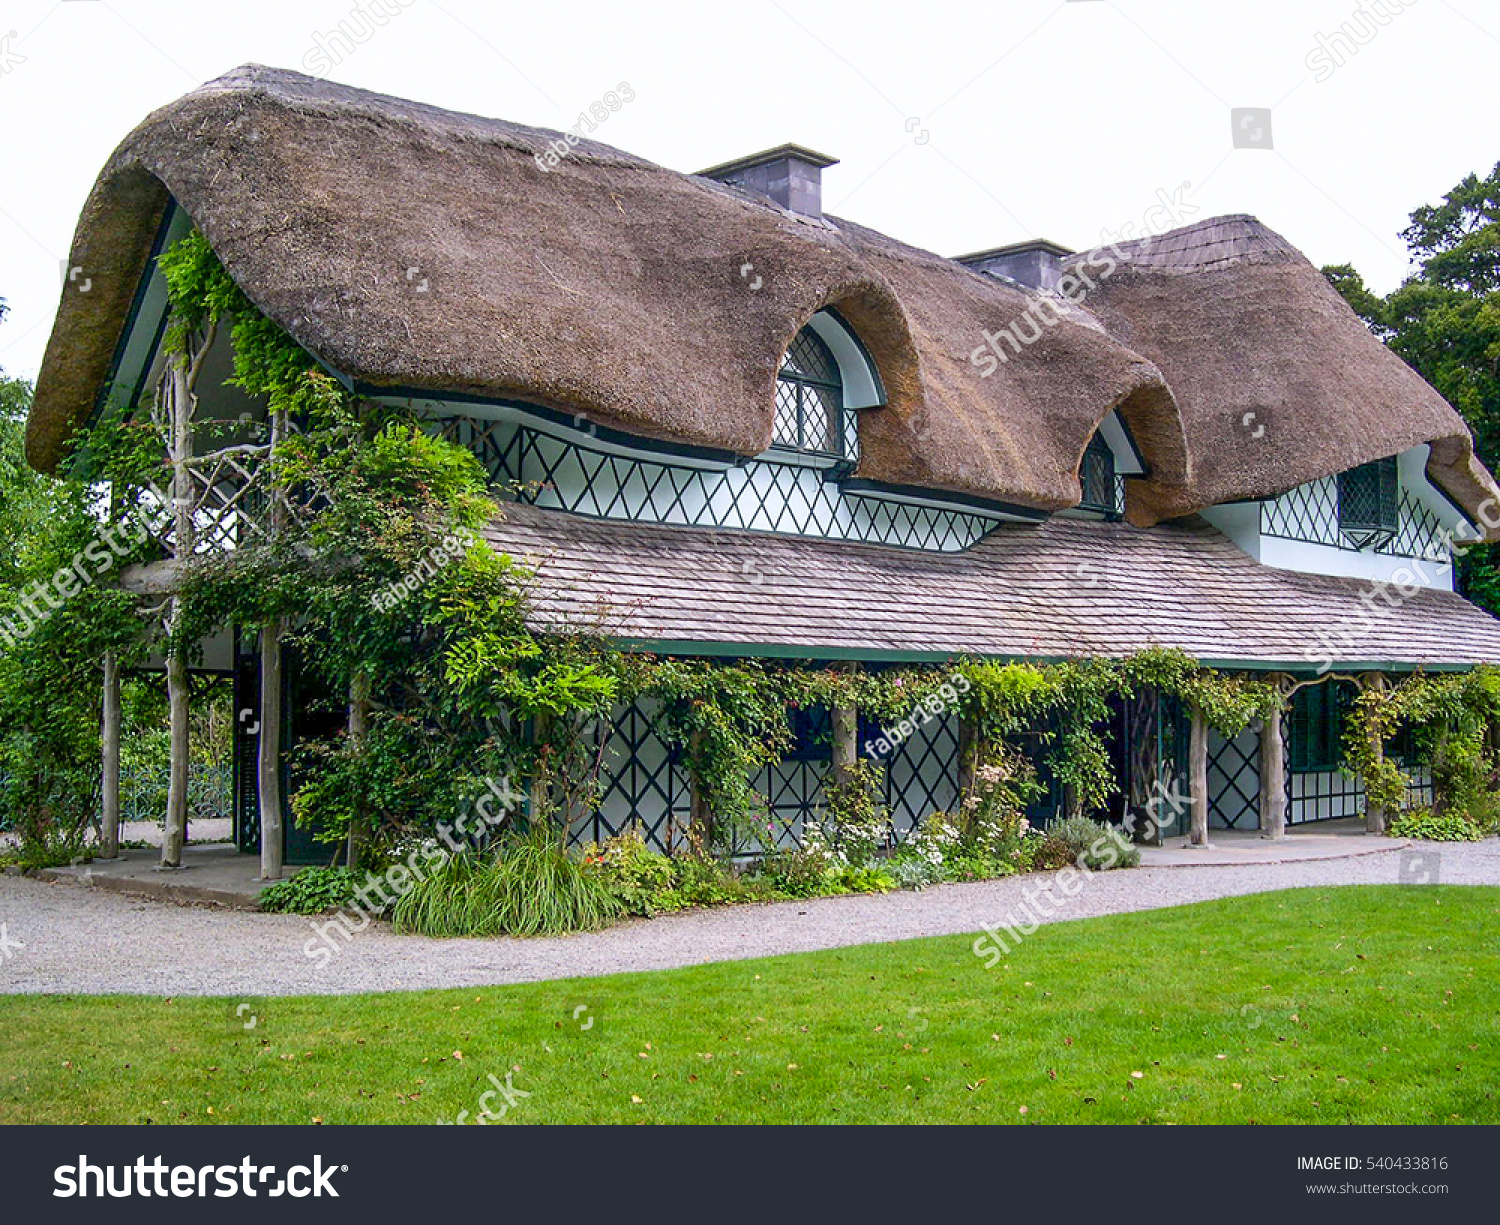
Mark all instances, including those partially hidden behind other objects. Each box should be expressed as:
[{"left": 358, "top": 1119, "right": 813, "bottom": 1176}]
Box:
[{"left": 2, "top": 0, "right": 1498, "bottom": 381}]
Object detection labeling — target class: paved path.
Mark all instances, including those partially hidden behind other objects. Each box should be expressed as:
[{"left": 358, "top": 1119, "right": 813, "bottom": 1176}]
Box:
[{"left": 0, "top": 839, "right": 1494, "bottom": 997}]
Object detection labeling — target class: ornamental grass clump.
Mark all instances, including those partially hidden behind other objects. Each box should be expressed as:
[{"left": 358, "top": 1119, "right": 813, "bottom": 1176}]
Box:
[{"left": 391, "top": 825, "right": 624, "bottom": 937}]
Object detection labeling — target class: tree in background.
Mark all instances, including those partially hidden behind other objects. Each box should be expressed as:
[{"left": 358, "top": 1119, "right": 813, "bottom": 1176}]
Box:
[{"left": 1325, "top": 163, "right": 1500, "bottom": 612}]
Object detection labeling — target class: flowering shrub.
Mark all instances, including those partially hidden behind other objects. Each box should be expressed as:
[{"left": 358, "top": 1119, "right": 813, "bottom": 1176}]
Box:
[
  {"left": 960, "top": 749, "right": 1037, "bottom": 865},
  {"left": 582, "top": 829, "right": 677, "bottom": 915}
]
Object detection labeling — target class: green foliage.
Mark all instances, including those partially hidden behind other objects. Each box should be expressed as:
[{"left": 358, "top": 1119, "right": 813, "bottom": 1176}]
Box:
[
  {"left": 258, "top": 867, "right": 358, "bottom": 914},
  {"left": 1324, "top": 164, "right": 1500, "bottom": 608},
  {"left": 820, "top": 759, "right": 890, "bottom": 863},
  {"left": 1387, "top": 808, "right": 1485, "bottom": 842},
  {"left": 144, "top": 231, "right": 621, "bottom": 854},
  {"left": 827, "top": 862, "right": 895, "bottom": 893},
  {"left": 1047, "top": 814, "right": 1141, "bottom": 870},
  {"left": 391, "top": 826, "right": 624, "bottom": 937},
  {"left": 581, "top": 829, "right": 677, "bottom": 916},
  {"left": 0, "top": 373, "right": 140, "bottom": 850},
  {"left": 751, "top": 844, "right": 841, "bottom": 898},
  {"left": 1343, "top": 668, "right": 1500, "bottom": 826},
  {"left": 663, "top": 853, "right": 776, "bottom": 908},
  {"left": 958, "top": 743, "right": 1041, "bottom": 862}
]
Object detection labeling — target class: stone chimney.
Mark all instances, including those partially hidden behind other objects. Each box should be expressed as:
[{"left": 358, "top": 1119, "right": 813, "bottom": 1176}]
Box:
[
  {"left": 697, "top": 144, "right": 839, "bottom": 219},
  {"left": 955, "top": 239, "right": 1074, "bottom": 292}
]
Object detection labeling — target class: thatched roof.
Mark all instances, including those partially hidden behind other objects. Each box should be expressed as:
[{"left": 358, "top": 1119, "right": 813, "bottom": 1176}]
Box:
[
  {"left": 488, "top": 502, "right": 1500, "bottom": 668},
  {"left": 1071, "top": 215, "right": 1500, "bottom": 531},
  {"left": 27, "top": 67, "right": 1497, "bottom": 538},
  {"left": 28, "top": 65, "right": 1182, "bottom": 513}
]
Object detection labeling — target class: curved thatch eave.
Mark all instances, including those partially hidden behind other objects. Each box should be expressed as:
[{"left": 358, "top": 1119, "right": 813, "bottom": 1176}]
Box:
[
  {"left": 27, "top": 64, "right": 1188, "bottom": 519},
  {"left": 1075, "top": 215, "right": 1500, "bottom": 540},
  {"left": 27, "top": 165, "right": 171, "bottom": 471}
]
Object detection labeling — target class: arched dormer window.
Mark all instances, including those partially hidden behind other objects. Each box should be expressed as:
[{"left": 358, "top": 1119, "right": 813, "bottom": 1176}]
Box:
[
  {"left": 1079, "top": 432, "right": 1118, "bottom": 515},
  {"left": 775, "top": 327, "right": 845, "bottom": 455}
]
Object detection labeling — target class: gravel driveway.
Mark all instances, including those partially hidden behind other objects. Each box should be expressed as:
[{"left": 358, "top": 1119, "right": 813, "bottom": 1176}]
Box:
[{"left": 1, "top": 840, "right": 1495, "bottom": 997}]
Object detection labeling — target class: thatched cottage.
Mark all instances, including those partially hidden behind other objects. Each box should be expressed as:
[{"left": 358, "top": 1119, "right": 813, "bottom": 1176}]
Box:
[{"left": 27, "top": 66, "right": 1500, "bottom": 866}]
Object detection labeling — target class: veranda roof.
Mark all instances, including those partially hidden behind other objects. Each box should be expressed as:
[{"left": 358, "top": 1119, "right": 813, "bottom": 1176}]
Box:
[{"left": 482, "top": 503, "right": 1500, "bottom": 669}]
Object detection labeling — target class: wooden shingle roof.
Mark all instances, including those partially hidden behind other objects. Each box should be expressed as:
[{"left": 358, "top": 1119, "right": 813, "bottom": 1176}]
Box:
[{"left": 484, "top": 503, "right": 1500, "bottom": 668}]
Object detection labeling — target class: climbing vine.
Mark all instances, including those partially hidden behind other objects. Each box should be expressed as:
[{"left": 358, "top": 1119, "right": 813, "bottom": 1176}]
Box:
[
  {"left": 43, "top": 227, "right": 1498, "bottom": 869},
  {"left": 1343, "top": 667, "right": 1500, "bottom": 825}
]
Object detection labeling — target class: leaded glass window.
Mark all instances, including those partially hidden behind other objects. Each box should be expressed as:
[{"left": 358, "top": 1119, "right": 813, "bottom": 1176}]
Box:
[
  {"left": 1337, "top": 456, "right": 1399, "bottom": 549},
  {"left": 774, "top": 327, "right": 844, "bottom": 455},
  {"left": 1079, "top": 432, "right": 1118, "bottom": 515}
]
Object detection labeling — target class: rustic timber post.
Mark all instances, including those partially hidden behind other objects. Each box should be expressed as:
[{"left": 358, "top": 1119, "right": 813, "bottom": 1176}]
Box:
[
  {"left": 161, "top": 354, "right": 194, "bottom": 870},
  {"left": 345, "top": 670, "right": 371, "bottom": 870},
  {"left": 528, "top": 708, "right": 554, "bottom": 829},
  {"left": 1188, "top": 702, "right": 1210, "bottom": 847},
  {"left": 99, "top": 652, "right": 121, "bottom": 860},
  {"left": 1363, "top": 673, "right": 1391, "bottom": 835},
  {"left": 831, "top": 701, "right": 858, "bottom": 785},
  {"left": 257, "top": 407, "right": 289, "bottom": 880},
  {"left": 688, "top": 727, "right": 713, "bottom": 852},
  {"left": 1258, "top": 676, "right": 1288, "bottom": 841},
  {"left": 957, "top": 716, "right": 978, "bottom": 804},
  {"left": 257, "top": 621, "right": 285, "bottom": 878}
]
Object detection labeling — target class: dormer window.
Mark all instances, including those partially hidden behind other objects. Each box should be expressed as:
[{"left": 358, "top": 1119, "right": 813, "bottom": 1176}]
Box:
[
  {"left": 774, "top": 327, "right": 845, "bottom": 456},
  {"left": 1337, "top": 456, "right": 1399, "bottom": 549},
  {"left": 1079, "top": 432, "right": 1118, "bottom": 515}
]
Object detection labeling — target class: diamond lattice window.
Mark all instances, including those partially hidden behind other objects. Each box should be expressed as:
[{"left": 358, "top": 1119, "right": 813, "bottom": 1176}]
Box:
[
  {"left": 1079, "top": 433, "right": 1118, "bottom": 515},
  {"left": 774, "top": 328, "right": 844, "bottom": 455},
  {"left": 1337, "top": 456, "right": 1399, "bottom": 549}
]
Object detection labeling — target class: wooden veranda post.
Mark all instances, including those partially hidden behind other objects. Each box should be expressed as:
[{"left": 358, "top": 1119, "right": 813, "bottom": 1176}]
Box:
[
  {"left": 346, "top": 670, "right": 371, "bottom": 871},
  {"left": 257, "top": 621, "right": 285, "bottom": 879},
  {"left": 1363, "top": 673, "right": 1391, "bottom": 835},
  {"left": 161, "top": 355, "right": 195, "bottom": 869},
  {"left": 1188, "top": 702, "right": 1210, "bottom": 847},
  {"left": 257, "top": 406, "right": 289, "bottom": 880},
  {"left": 957, "top": 717, "right": 978, "bottom": 804},
  {"left": 1259, "top": 676, "right": 1288, "bottom": 841},
  {"left": 688, "top": 727, "right": 713, "bottom": 852},
  {"left": 99, "top": 652, "right": 121, "bottom": 860},
  {"left": 831, "top": 701, "right": 858, "bottom": 785}
]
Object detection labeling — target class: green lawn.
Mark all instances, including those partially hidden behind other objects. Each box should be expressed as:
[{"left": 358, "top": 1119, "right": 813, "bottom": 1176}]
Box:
[{"left": 2, "top": 886, "right": 1496, "bottom": 1124}]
